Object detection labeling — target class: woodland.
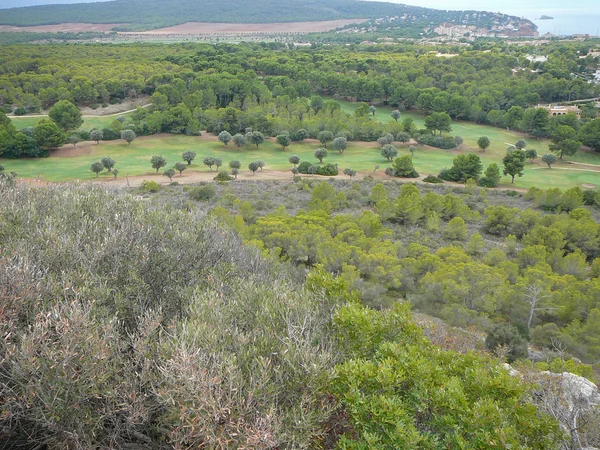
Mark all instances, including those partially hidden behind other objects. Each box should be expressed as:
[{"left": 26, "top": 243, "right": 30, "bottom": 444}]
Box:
[
  {"left": 1, "top": 41, "right": 600, "bottom": 160},
  {"left": 2, "top": 36, "right": 600, "bottom": 449}
]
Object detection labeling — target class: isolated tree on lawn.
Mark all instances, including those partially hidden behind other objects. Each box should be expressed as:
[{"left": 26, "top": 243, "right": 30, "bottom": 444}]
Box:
[
  {"left": 163, "top": 168, "right": 175, "bottom": 182},
  {"left": 214, "top": 158, "right": 223, "bottom": 171},
  {"left": 331, "top": 136, "right": 348, "bottom": 154},
  {"left": 317, "top": 130, "right": 334, "bottom": 148},
  {"left": 48, "top": 100, "right": 83, "bottom": 132},
  {"left": 90, "top": 161, "right": 104, "bottom": 178},
  {"left": 515, "top": 139, "right": 528, "bottom": 150},
  {"left": 377, "top": 133, "right": 394, "bottom": 147},
  {"left": 248, "top": 161, "right": 259, "bottom": 174},
  {"left": 229, "top": 160, "right": 241, "bottom": 171},
  {"left": 232, "top": 133, "right": 246, "bottom": 148},
  {"left": 121, "top": 129, "right": 136, "bottom": 146},
  {"left": 381, "top": 144, "right": 398, "bottom": 162},
  {"left": 525, "top": 148, "right": 538, "bottom": 163},
  {"left": 478, "top": 163, "right": 501, "bottom": 188},
  {"left": 256, "top": 160, "right": 265, "bottom": 171},
  {"left": 112, "top": 169, "right": 118, "bottom": 179},
  {"left": 314, "top": 148, "right": 328, "bottom": 163},
  {"left": 33, "top": 119, "right": 65, "bottom": 152},
  {"left": 424, "top": 112, "right": 452, "bottom": 135},
  {"left": 391, "top": 110, "right": 401, "bottom": 122},
  {"left": 477, "top": 136, "right": 490, "bottom": 152},
  {"left": 90, "top": 129, "right": 103, "bottom": 144},
  {"left": 550, "top": 139, "right": 581, "bottom": 160},
  {"left": 249, "top": 131, "right": 264, "bottom": 149},
  {"left": 503, "top": 150, "right": 526, "bottom": 183},
  {"left": 218, "top": 130, "right": 233, "bottom": 146},
  {"left": 369, "top": 105, "right": 377, "bottom": 116},
  {"left": 288, "top": 155, "right": 300, "bottom": 168},
  {"left": 396, "top": 132, "right": 411, "bottom": 144},
  {"left": 277, "top": 134, "right": 291, "bottom": 150},
  {"left": 174, "top": 162, "right": 187, "bottom": 175},
  {"left": 203, "top": 157, "right": 217, "bottom": 171},
  {"left": 101, "top": 156, "right": 115, "bottom": 173},
  {"left": 182, "top": 151, "right": 196, "bottom": 165},
  {"left": 542, "top": 153, "right": 558, "bottom": 168},
  {"left": 69, "top": 134, "right": 79, "bottom": 149},
  {"left": 151, "top": 155, "right": 166, "bottom": 173}
]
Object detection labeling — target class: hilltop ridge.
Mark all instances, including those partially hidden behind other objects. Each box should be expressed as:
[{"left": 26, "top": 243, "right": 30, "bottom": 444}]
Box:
[{"left": 0, "top": 0, "right": 536, "bottom": 34}]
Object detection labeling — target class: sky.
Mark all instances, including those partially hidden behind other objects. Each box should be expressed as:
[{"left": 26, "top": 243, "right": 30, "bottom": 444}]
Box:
[{"left": 1, "top": 0, "right": 111, "bottom": 8}]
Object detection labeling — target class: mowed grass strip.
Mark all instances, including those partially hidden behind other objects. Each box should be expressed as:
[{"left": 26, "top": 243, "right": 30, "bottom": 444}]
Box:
[{"left": 11, "top": 114, "right": 127, "bottom": 131}]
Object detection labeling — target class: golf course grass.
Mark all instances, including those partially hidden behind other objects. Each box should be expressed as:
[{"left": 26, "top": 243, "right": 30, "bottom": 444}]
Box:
[
  {"left": 3, "top": 102, "right": 600, "bottom": 190},
  {"left": 10, "top": 114, "right": 126, "bottom": 131}
]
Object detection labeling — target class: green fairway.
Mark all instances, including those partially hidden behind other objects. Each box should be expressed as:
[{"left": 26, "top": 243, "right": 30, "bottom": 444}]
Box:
[
  {"left": 2, "top": 132, "right": 599, "bottom": 190},
  {"left": 10, "top": 114, "right": 128, "bottom": 131},
  {"left": 3, "top": 100, "right": 600, "bottom": 189}
]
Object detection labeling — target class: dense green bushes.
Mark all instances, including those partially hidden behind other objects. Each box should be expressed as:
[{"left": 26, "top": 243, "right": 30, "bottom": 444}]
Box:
[{"left": 0, "top": 180, "right": 570, "bottom": 447}]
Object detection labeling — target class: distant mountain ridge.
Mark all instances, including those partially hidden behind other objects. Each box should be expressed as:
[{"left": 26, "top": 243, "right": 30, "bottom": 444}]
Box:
[{"left": 0, "top": 0, "right": 534, "bottom": 33}]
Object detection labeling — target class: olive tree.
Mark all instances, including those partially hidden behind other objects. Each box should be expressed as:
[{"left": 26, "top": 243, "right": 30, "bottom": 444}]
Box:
[
  {"left": 174, "top": 162, "right": 187, "bottom": 175},
  {"left": 314, "top": 148, "right": 328, "bottom": 163},
  {"left": 218, "top": 130, "right": 233, "bottom": 146},
  {"left": 182, "top": 151, "right": 196, "bottom": 165},
  {"left": 331, "top": 136, "right": 348, "bottom": 154},
  {"left": 90, "top": 161, "right": 104, "bottom": 178},
  {"left": 121, "top": 129, "right": 136, "bottom": 146},
  {"left": 100, "top": 156, "right": 115, "bottom": 173},
  {"left": 151, "top": 155, "right": 167, "bottom": 173},
  {"left": 90, "top": 129, "right": 103, "bottom": 144}
]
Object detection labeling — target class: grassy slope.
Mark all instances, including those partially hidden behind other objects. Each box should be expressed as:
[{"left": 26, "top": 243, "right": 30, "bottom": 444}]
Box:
[
  {"left": 5, "top": 103, "right": 600, "bottom": 189},
  {"left": 11, "top": 115, "right": 117, "bottom": 131}
]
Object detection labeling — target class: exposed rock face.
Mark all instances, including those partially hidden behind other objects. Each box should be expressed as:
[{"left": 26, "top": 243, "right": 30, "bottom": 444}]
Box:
[
  {"left": 540, "top": 371, "right": 600, "bottom": 411},
  {"left": 503, "top": 364, "right": 600, "bottom": 449}
]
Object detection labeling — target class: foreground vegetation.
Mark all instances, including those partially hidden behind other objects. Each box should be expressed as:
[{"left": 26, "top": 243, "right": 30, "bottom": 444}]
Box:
[{"left": 0, "top": 180, "right": 569, "bottom": 448}]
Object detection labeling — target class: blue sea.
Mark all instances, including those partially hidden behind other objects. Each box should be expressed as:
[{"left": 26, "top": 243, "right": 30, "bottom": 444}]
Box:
[
  {"left": 529, "top": 12, "right": 600, "bottom": 37},
  {"left": 367, "top": 1, "right": 600, "bottom": 37}
]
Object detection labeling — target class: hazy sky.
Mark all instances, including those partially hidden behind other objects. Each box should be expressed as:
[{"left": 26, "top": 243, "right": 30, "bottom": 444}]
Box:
[
  {"left": 1, "top": 0, "right": 599, "bottom": 15},
  {"left": 1, "top": 0, "right": 111, "bottom": 8}
]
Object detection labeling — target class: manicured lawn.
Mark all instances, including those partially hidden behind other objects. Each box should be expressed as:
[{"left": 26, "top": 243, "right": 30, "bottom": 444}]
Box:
[
  {"left": 2, "top": 132, "right": 599, "bottom": 190},
  {"left": 11, "top": 114, "right": 128, "bottom": 131},
  {"left": 3, "top": 100, "right": 600, "bottom": 189}
]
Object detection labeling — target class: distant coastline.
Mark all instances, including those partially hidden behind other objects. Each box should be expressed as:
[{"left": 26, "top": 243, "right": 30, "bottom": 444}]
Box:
[{"left": 538, "top": 15, "right": 554, "bottom": 20}]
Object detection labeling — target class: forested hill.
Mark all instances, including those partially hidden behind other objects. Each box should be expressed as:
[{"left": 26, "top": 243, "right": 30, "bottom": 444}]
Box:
[{"left": 0, "top": 0, "right": 532, "bottom": 32}]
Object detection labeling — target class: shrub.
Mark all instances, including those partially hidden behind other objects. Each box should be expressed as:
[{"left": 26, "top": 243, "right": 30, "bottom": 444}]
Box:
[
  {"left": 316, "top": 164, "right": 339, "bottom": 176},
  {"left": 141, "top": 180, "right": 160, "bottom": 193},
  {"left": 485, "top": 323, "right": 528, "bottom": 362},
  {"left": 188, "top": 184, "right": 216, "bottom": 201},
  {"left": 101, "top": 128, "right": 120, "bottom": 140},
  {"left": 415, "top": 133, "right": 457, "bottom": 149},
  {"left": 422, "top": 174, "right": 443, "bottom": 183},
  {"left": 214, "top": 170, "right": 233, "bottom": 182},
  {"left": 297, "top": 161, "right": 313, "bottom": 174}
]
